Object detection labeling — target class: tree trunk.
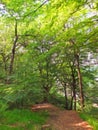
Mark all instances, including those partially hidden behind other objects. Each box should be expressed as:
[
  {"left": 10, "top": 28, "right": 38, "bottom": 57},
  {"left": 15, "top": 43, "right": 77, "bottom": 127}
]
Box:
[
  {"left": 71, "top": 66, "right": 76, "bottom": 110},
  {"left": 70, "top": 93, "right": 73, "bottom": 110},
  {"left": 69, "top": 39, "right": 84, "bottom": 110},
  {"left": 64, "top": 83, "right": 68, "bottom": 109},
  {"left": 75, "top": 53, "right": 84, "bottom": 109},
  {"left": 9, "top": 20, "right": 18, "bottom": 74},
  {"left": 43, "top": 85, "right": 49, "bottom": 103}
]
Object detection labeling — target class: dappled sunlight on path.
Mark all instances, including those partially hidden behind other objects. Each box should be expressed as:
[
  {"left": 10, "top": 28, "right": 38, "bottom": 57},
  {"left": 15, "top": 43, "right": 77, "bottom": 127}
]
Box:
[
  {"left": 48, "top": 110, "right": 93, "bottom": 130},
  {"left": 32, "top": 103, "right": 93, "bottom": 130},
  {"left": 32, "top": 103, "right": 59, "bottom": 111}
]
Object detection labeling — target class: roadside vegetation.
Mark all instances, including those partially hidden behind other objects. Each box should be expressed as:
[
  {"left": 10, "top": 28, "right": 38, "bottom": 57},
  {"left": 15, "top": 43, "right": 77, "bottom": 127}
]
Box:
[
  {"left": 0, "top": 108, "right": 48, "bottom": 130},
  {"left": 79, "top": 106, "right": 98, "bottom": 130}
]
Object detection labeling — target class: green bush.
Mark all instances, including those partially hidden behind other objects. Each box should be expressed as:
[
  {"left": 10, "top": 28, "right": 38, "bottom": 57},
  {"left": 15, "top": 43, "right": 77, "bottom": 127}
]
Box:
[{"left": 49, "top": 93, "right": 65, "bottom": 108}]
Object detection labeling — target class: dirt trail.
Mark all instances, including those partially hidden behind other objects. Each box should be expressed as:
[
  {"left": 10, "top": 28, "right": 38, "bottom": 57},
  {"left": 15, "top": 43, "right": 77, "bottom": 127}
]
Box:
[{"left": 32, "top": 103, "right": 93, "bottom": 130}]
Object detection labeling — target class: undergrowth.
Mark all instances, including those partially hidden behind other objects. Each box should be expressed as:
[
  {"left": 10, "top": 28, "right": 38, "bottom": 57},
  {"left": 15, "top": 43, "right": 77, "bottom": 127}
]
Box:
[
  {"left": 0, "top": 109, "right": 49, "bottom": 130},
  {"left": 79, "top": 107, "right": 98, "bottom": 130}
]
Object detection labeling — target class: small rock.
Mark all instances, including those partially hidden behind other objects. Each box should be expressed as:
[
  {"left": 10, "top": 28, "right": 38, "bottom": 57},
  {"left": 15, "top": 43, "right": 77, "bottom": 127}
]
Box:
[{"left": 41, "top": 124, "right": 51, "bottom": 130}]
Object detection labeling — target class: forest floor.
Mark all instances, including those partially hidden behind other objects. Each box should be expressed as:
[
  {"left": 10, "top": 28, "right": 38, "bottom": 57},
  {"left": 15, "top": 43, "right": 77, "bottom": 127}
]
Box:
[{"left": 32, "top": 103, "right": 93, "bottom": 130}]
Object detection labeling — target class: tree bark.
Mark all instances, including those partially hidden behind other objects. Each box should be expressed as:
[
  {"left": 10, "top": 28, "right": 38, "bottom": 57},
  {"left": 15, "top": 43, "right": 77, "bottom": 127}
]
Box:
[
  {"left": 63, "top": 83, "right": 69, "bottom": 109},
  {"left": 70, "top": 93, "right": 73, "bottom": 110},
  {"left": 69, "top": 39, "right": 84, "bottom": 109},
  {"left": 71, "top": 66, "right": 76, "bottom": 110},
  {"left": 9, "top": 20, "right": 18, "bottom": 74},
  {"left": 75, "top": 53, "right": 84, "bottom": 109}
]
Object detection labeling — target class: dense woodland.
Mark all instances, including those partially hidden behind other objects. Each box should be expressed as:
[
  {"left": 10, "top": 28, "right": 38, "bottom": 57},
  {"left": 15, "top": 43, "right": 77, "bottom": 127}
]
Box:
[{"left": 0, "top": 0, "right": 98, "bottom": 111}]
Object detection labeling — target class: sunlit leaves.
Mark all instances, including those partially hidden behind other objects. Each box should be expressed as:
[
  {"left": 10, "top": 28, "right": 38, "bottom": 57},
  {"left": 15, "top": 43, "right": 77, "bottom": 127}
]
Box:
[{"left": 0, "top": 0, "right": 98, "bottom": 108}]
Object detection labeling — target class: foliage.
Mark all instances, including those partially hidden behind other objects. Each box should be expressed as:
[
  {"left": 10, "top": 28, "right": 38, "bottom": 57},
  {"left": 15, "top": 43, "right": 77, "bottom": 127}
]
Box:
[
  {"left": 79, "top": 107, "right": 98, "bottom": 130},
  {"left": 0, "top": 109, "right": 48, "bottom": 130},
  {"left": 49, "top": 93, "right": 65, "bottom": 108},
  {"left": 0, "top": 100, "right": 8, "bottom": 119},
  {"left": 0, "top": 0, "right": 98, "bottom": 110}
]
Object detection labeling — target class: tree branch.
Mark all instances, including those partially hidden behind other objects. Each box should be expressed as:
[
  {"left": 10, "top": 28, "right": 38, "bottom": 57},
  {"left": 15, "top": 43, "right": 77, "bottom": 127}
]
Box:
[{"left": 23, "top": 0, "right": 49, "bottom": 19}]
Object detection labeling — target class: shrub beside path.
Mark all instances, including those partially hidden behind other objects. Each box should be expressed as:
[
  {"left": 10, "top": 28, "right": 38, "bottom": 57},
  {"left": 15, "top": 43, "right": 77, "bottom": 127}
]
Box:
[{"left": 32, "top": 103, "right": 93, "bottom": 130}]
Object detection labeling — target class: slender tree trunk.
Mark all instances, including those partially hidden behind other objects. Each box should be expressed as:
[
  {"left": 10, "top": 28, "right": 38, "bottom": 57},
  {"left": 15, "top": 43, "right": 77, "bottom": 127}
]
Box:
[
  {"left": 63, "top": 83, "right": 68, "bottom": 109},
  {"left": 43, "top": 85, "right": 49, "bottom": 103},
  {"left": 45, "top": 59, "right": 49, "bottom": 102},
  {"left": 38, "top": 62, "right": 49, "bottom": 103},
  {"left": 73, "top": 89, "right": 76, "bottom": 110},
  {"left": 70, "top": 92, "right": 73, "bottom": 110},
  {"left": 70, "top": 39, "right": 84, "bottom": 109},
  {"left": 9, "top": 20, "right": 18, "bottom": 74},
  {"left": 75, "top": 53, "right": 84, "bottom": 109},
  {"left": 71, "top": 66, "right": 76, "bottom": 110},
  {"left": 43, "top": 58, "right": 52, "bottom": 103}
]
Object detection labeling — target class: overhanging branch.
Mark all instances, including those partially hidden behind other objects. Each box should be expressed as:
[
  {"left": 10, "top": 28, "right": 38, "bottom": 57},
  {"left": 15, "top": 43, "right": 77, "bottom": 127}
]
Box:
[{"left": 23, "top": 0, "right": 49, "bottom": 19}]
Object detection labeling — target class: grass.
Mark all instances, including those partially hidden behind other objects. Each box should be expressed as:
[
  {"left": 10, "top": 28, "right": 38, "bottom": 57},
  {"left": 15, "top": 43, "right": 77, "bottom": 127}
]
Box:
[
  {"left": 0, "top": 109, "right": 49, "bottom": 130},
  {"left": 79, "top": 107, "right": 98, "bottom": 130}
]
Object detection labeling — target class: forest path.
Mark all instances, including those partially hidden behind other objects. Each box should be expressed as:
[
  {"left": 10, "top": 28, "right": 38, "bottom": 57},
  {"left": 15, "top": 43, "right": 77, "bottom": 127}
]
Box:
[{"left": 32, "top": 103, "right": 93, "bottom": 130}]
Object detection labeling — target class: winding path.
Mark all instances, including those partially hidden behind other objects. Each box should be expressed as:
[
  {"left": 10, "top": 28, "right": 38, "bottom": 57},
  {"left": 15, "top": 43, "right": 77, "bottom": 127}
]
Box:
[{"left": 32, "top": 103, "right": 93, "bottom": 130}]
